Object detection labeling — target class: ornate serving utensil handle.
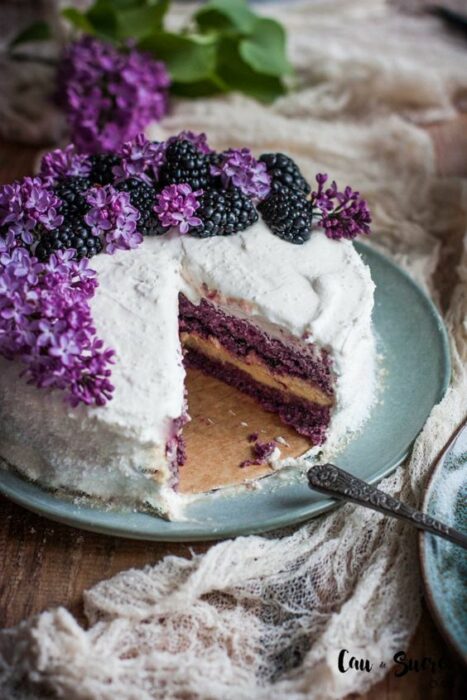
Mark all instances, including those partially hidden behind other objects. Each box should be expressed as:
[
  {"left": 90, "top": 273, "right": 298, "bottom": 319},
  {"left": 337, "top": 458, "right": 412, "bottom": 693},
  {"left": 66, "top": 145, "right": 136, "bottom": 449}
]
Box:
[{"left": 307, "top": 463, "right": 467, "bottom": 550}]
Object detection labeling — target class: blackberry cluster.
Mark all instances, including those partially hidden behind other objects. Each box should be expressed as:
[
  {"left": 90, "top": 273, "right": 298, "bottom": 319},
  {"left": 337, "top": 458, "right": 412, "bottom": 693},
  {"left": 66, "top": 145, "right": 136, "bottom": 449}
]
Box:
[
  {"left": 258, "top": 188, "right": 312, "bottom": 244},
  {"left": 259, "top": 153, "right": 310, "bottom": 195},
  {"left": 89, "top": 153, "right": 120, "bottom": 185},
  {"left": 191, "top": 186, "right": 258, "bottom": 238},
  {"left": 160, "top": 140, "right": 212, "bottom": 190},
  {"left": 117, "top": 178, "right": 168, "bottom": 236},
  {"left": 54, "top": 177, "right": 91, "bottom": 227},
  {"left": 34, "top": 176, "right": 102, "bottom": 261},
  {"left": 26, "top": 139, "right": 318, "bottom": 262},
  {"left": 35, "top": 222, "right": 102, "bottom": 262}
]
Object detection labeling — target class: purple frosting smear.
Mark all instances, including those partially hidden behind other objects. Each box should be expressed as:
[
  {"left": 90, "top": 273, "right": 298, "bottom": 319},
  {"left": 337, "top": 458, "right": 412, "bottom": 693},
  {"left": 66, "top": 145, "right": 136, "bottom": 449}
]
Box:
[
  {"left": 240, "top": 439, "right": 278, "bottom": 469},
  {"left": 165, "top": 413, "right": 190, "bottom": 489}
]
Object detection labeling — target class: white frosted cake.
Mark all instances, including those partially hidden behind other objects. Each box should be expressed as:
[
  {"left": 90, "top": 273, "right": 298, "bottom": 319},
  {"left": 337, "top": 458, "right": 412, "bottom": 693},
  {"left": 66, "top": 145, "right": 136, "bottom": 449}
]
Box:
[{"left": 0, "top": 135, "right": 376, "bottom": 519}]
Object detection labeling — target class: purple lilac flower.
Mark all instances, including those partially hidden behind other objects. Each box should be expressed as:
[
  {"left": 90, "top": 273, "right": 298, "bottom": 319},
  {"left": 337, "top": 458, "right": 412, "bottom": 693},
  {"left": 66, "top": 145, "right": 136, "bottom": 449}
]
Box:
[
  {"left": 310, "top": 174, "right": 371, "bottom": 240},
  {"left": 0, "top": 247, "right": 114, "bottom": 406},
  {"left": 210, "top": 148, "right": 271, "bottom": 201},
  {"left": 112, "top": 133, "right": 166, "bottom": 184},
  {"left": 85, "top": 185, "right": 142, "bottom": 254},
  {"left": 167, "top": 131, "right": 214, "bottom": 155},
  {"left": 154, "top": 184, "right": 202, "bottom": 235},
  {"left": 39, "top": 145, "right": 91, "bottom": 184},
  {"left": 0, "top": 177, "right": 63, "bottom": 252},
  {"left": 57, "top": 36, "right": 171, "bottom": 154}
]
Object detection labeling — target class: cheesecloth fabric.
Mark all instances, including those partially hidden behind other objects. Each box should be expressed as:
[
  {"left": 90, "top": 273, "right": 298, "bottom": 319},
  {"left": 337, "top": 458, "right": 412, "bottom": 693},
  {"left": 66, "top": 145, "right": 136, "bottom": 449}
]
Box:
[{"left": 0, "top": 2, "right": 466, "bottom": 698}]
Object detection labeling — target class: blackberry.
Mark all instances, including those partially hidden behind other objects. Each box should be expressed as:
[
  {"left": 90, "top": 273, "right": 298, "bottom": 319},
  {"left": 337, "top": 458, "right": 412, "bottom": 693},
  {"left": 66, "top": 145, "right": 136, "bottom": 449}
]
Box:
[
  {"left": 191, "top": 186, "right": 258, "bottom": 238},
  {"left": 207, "top": 151, "right": 222, "bottom": 168},
  {"left": 259, "top": 153, "right": 310, "bottom": 195},
  {"left": 35, "top": 222, "right": 102, "bottom": 262},
  {"left": 55, "top": 176, "right": 91, "bottom": 197},
  {"left": 160, "top": 140, "right": 212, "bottom": 190},
  {"left": 117, "top": 178, "right": 168, "bottom": 236},
  {"left": 54, "top": 176, "right": 91, "bottom": 227},
  {"left": 226, "top": 187, "right": 259, "bottom": 230},
  {"left": 89, "top": 153, "right": 120, "bottom": 185},
  {"left": 258, "top": 189, "right": 312, "bottom": 244}
]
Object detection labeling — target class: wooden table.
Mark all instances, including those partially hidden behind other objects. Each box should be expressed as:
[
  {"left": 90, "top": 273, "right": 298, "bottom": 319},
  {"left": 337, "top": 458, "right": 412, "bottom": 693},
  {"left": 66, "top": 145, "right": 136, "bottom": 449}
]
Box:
[{"left": 0, "top": 129, "right": 466, "bottom": 699}]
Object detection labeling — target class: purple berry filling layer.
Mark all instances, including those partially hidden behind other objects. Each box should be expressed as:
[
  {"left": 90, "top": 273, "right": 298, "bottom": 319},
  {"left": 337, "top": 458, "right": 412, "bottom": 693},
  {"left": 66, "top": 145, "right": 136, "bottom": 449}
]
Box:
[
  {"left": 184, "top": 347, "right": 330, "bottom": 444},
  {"left": 179, "top": 295, "right": 334, "bottom": 397}
]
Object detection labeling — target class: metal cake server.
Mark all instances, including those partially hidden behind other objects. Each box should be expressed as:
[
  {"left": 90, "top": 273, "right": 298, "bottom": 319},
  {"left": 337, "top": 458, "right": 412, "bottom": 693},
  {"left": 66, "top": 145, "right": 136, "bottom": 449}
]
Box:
[{"left": 307, "top": 463, "right": 467, "bottom": 549}]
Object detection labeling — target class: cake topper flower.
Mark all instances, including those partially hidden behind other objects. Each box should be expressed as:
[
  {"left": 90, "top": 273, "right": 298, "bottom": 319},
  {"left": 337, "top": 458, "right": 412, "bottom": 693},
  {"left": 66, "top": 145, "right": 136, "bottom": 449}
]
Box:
[
  {"left": 210, "top": 148, "right": 271, "bottom": 201},
  {"left": 154, "top": 184, "right": 202, "bottom": 234},
  {"left": 112, "top": 134, "right": 166, "bottom": 185},
  {"left": 0, "top": 177, "right": 63, "bottom": 252},
  {"left": 57, "top": 36, "right": 170, "bottom": 154},
  {"left": 85, "top": 186, "right": 143, "bottom": 254},
  {"left": 0, "top": 247, "right": 114, "bottom": 406},
  {"left": 39, "top": 145, "right": 91, "bottom": 184},
  {"left": 310, "top": 174, "right": 371, "bottom": 240}
]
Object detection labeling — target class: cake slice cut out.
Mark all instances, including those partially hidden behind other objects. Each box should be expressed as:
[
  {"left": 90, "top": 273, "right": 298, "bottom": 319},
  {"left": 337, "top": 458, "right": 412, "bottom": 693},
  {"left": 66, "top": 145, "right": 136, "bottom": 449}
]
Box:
[
  {"left": 179, "top": 368, "right": 313, "bottom": 494},
  {"left": 172, "top": 290, "right": 336, "bottom": 493}
]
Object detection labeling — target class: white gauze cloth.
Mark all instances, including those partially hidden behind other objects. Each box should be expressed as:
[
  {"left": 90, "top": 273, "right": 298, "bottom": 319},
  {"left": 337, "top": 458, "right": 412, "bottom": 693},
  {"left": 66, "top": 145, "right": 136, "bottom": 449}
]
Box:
[{"left": 0, "top": 2, "right": 466, "bottom": 698}]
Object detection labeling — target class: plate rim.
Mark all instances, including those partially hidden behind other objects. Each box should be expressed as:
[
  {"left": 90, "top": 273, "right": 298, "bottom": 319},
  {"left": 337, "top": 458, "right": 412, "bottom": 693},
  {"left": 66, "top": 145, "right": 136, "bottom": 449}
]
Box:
[{"left": 0, "top": 243, "right": 452, "bottom": 541}]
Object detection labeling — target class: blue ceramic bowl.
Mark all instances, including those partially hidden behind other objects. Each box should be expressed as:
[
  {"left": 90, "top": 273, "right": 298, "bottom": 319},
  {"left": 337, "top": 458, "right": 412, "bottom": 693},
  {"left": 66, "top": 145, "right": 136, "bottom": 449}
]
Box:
[{"left": 419, "top": 420, "right": 467, "bottom": 664}]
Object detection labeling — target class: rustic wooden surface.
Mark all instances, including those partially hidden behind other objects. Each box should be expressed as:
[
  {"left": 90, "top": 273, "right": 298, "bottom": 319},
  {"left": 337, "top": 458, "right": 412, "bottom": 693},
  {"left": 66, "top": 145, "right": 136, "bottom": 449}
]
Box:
[{"left": 0, "top": 123, "right": 466, "bottom": 700}]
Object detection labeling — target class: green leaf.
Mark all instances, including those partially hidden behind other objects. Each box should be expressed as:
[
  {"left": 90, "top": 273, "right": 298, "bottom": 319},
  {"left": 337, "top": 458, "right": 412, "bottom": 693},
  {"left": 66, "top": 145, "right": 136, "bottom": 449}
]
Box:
[
  {"left": 171, "top": 76, "right": 228, "bottom": 98},
  {"left": 117, "top": 1, "right": 169, "bottom": 40},
  {"left": 195, "top": 0, "right": 256, "bottom": 35},
  {"left": 86, "top": 0, "right": 120, "bottom": 41},
  {"left": 107, "top": 0, "right": 146, "bottom": 9},
  {"left": 216, "top": 37, "right": 287, "bottom": 103},
  {"left": 9, "top": 20, "right": 52, "bottom": 48},
  {"left": 139, "top": 32, "right": 217, "bottom": 83},
  {"left": 62, "top": 8, "right": 96, "bottom": 34},
  {"left": 240, "top": 18, "right": 293, "bottom": 77},
  {"left": 62, "top": 1, "right": 168, "bottom": 40}
]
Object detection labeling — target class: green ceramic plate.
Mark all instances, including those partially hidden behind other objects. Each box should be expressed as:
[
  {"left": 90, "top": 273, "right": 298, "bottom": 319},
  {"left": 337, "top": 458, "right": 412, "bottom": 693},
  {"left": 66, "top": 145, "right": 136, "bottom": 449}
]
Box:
[
  {"left": 419, "top": 421, "right": 467, "bottom": 664},
  {"left": 0, "top": 244, "right": 451, "bottom": 541}
]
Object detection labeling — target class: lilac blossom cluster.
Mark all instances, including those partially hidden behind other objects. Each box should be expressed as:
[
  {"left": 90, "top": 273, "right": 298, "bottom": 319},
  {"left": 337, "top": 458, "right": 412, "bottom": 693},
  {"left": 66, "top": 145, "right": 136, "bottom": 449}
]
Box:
[
  {"left": 85, "top": 186, "right": 143, "bottom": 254},
  {"left": 210, "top": 148, "right": 271, "bottom": 200},
  {"left": 113, "top": 134, "right": 166, "bottom": 184},
  {"left": 39, "top": 145, "right": 91, "bottom": 185},
  {"left": 310, "top": 174, "right": 371, "bottom": 240},
  {"left": 0, "top": 248, "right": 114, "bottom": 406},
  {"left": 155, "top": 184, "right": 202, "bottom": 234},
  {"left": 0, "top": 177, "right": 63, "bottom": 252},
  {"left": 57, "top": 36, "right": 170, "bottom": 153}
]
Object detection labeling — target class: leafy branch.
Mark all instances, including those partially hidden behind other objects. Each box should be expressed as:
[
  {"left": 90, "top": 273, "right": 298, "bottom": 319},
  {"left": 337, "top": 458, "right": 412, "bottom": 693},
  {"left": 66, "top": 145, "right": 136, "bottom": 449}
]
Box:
[{"left": 11, "top": 0, "right": 293, "bottom": 104}]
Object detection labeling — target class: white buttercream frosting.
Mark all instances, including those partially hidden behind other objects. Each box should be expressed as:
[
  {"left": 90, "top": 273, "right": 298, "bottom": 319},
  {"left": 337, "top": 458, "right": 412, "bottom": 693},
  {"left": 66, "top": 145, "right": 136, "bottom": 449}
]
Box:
[{"left": 0, "top": 221, "right": 376, "bottom": 518}]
